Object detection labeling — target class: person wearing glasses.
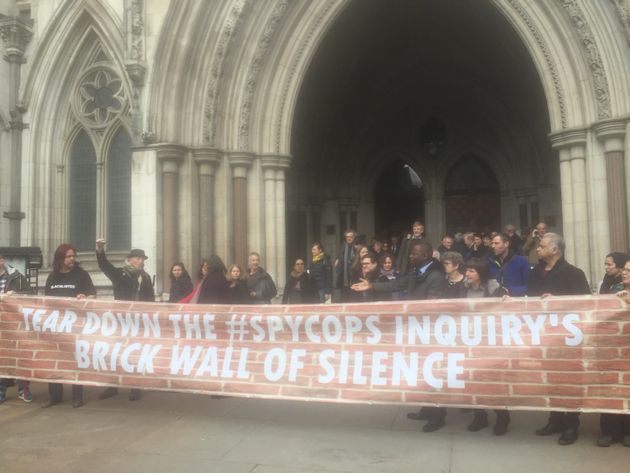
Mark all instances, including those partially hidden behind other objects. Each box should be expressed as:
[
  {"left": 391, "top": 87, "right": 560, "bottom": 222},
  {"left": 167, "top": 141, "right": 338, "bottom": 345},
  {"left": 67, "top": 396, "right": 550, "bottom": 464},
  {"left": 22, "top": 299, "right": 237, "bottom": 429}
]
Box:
[{"left": 282, "top": 257, "right": 319, "bottom": 304}]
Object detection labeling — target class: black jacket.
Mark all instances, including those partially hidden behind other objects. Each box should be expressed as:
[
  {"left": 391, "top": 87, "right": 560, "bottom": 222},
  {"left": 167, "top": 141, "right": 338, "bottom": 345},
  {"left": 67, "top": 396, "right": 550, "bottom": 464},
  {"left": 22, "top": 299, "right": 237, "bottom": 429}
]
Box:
[
  {"left": 169, "top": 274, "right": 194, "bottom": 302},
  {"left": 282, "top": 272, "right": 319, "bottom": 304},
  {"left": 308, "top": 254, "right": 332, "bottom": 294},
  {"left": 247, "top": 267, "right": 277, "bottom": 304},
  {"left": 527, "top": 258, "right": 590, "bottom": 297},
  {"left": 1, "top": 266, "right": 30, "bottom": 293},
  {"left": 197, "top": 271, "right": 229, "bottom": 304},
  {"left": 373, "top": 258, "right": 447, "bottom": 300},
  {"left": 97, "top": 251, "right": 154, "bottom": 302},
  {"left": 226, "top": 279, "right": 250, "bottom": 304}
]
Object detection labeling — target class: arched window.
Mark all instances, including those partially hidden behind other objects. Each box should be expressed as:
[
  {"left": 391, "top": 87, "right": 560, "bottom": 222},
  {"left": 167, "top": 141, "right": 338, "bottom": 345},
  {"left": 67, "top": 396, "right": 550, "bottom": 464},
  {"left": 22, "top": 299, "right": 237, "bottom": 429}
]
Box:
[
  {"left": 69, "top": 130, "right": 97, "bottom": 250},
  {"left": 107, "top": 127, "right": 132, "bottom": 250}
]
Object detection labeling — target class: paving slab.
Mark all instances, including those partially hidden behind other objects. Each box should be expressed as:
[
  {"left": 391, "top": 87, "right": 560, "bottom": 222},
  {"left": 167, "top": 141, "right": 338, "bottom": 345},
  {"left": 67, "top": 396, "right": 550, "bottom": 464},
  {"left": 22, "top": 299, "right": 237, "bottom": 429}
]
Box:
[{"left": 0, "top": 382, "right": 628, "bottom": 473}]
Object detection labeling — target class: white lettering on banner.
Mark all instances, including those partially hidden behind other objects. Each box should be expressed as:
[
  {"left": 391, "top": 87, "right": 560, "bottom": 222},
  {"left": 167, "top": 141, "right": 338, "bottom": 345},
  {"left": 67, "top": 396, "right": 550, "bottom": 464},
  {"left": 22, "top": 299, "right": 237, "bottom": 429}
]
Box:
[
  {"left": 75, "top": 340, "right": 162, "bottom": 373},
  {"left": 14, "top": 308, "right": 588, "bottom": 391},
  {"left": 21, "top": 308, "right": 77, "bottom": 333}
]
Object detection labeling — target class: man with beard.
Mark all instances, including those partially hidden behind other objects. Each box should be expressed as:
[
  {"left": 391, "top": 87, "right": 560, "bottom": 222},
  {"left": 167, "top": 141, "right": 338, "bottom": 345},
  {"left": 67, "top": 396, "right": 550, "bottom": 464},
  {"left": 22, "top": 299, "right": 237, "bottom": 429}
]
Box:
[
  {"left": 527, "top": 233, "right": 590, "bottom": 446},
  {"left": 96, "top": 239, "right": 154, "bottom": 401},
  {"left": 488, "top": 233, "right": 530, "bottom": 296}
]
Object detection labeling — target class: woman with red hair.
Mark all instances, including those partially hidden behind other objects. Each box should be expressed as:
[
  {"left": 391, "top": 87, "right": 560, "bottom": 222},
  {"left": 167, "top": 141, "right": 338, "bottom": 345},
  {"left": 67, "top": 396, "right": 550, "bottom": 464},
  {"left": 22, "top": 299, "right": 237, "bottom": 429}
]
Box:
[{"left": 43, "top": 243, "right": 96, "bottom": 408}]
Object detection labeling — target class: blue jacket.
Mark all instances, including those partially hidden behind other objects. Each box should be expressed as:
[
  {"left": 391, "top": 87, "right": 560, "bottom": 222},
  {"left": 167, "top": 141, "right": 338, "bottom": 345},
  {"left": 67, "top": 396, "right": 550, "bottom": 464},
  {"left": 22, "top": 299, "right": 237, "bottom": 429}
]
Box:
[{"left": 487, "top": 251, "right": 530, "bottom": 296}]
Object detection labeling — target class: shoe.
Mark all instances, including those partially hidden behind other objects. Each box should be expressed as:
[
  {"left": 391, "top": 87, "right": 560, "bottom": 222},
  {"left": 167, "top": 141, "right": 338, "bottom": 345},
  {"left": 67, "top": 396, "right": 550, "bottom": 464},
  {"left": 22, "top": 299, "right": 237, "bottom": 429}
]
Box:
[
  {"left": 468, "top": 415, "right": 489, "bottom": 432},
  {"left": 98, "top": 387, "right": 119, "bottom": 400},
  {"left": 493, "top": 411, "right": 510, "bottom": 436},
  {"left": 621, "top": 436, "right": 630, "bottom": 447},
  {"left": 596, "top": 435, "right": 617, "bottom": 447},
  {"left": 535, "top": 422, "right": 563, "bottom": 436},
  {"left": 128, "top": 389, "right": 141, "bottom": 401},
  {"left": 72, "top": 399, "right": 83, "bottom": 408},
  {"left": 41, "top": 399, "right": 61, "bottom": 408},
  {"left": 422, "top": 418, "right": 446, "bottom": 433},
  {"left": 0, "top": 391, "right": 6, "bottom": 403},
  {"left": 493, "top": 418, "right": 509, "bottom": 436},
  {"left": 558, "top": 428, "right": 578, "bottom": 445},
  {"left": 18, "top": 388, "right": 33, "bottom": 403},
  {"left": 407, "top": 407, "right": 432, "bottom": 421}
]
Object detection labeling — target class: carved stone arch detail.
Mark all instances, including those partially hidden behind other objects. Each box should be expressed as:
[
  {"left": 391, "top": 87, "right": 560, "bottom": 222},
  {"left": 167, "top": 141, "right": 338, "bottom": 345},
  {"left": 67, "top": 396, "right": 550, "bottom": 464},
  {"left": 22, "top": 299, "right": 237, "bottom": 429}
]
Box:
[
  {"left": 18, "top": 0, "right": 130, "bottom": 256},
  {"left": 249, "top": 0, "right": 608, "bottom": 157},
  {"left": 147, "top": 0, "right": 250, "bottom": 145},
  {"left": 558, "top": 0, "right": 612, "bottom": 120},
  {"left": 235, "top": 0, "right": 292, "bottom": 151}
]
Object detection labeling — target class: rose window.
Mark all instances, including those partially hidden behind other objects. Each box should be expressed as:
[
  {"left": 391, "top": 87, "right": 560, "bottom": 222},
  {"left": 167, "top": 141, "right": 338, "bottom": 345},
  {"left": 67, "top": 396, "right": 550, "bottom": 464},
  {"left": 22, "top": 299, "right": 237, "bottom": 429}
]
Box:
[{"left": 77, "top": 69, "right": 125, "bottom": 126}]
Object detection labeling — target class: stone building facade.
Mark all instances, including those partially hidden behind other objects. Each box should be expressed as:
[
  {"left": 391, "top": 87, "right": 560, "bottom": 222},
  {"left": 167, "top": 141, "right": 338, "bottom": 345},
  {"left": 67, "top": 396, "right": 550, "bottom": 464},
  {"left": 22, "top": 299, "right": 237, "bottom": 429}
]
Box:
[{"left": 0, "top": 0, "right": 629, "bottom": 295}]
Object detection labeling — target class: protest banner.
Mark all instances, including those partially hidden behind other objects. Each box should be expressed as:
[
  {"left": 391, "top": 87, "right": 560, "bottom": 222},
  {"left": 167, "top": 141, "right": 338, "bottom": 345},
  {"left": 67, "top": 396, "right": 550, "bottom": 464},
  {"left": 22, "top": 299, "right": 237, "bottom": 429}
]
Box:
[{"left": 1, "top": 294, "right": 629, "bottom": 412}]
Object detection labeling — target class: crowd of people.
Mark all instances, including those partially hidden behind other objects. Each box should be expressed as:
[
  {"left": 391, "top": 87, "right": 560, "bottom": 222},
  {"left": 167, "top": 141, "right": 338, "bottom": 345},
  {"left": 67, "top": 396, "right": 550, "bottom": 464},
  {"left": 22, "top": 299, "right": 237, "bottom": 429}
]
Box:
[
  {"left": 340, "top": 220, "right": 630, "bottom": 447},
  {"left": 1, "top": 220, "right": 630, "bottom": 448}
]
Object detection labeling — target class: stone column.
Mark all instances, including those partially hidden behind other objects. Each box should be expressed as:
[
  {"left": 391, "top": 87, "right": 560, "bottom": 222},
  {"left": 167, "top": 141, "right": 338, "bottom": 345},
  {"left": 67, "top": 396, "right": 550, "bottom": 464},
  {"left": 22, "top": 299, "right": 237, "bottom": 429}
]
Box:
[
  {"left": 229, "top": 153, "right": 253, "bottom": 268},
  {"left": 275, "top": 156, "right": 291, "bottom": 291},
  {"left": 595, "top": 120, "right": 628, "bottom": 253},
  {"left": 261, "top": 157, "right": 278, "bottom": 281},
  {"left": 550, "top": 130, "right": 589, "bottom": 274},
  {"left": 193, "top": 148, "right": 220, "bottom": 258},
  {"left": 157, "top": 144, "right": 186, "bottom": 293},
  {"left": 0, "top": 15, "right": 32, "bottom": 245},
  {"left": 558, "top": 152, "right": 575, "bottom": 263}
]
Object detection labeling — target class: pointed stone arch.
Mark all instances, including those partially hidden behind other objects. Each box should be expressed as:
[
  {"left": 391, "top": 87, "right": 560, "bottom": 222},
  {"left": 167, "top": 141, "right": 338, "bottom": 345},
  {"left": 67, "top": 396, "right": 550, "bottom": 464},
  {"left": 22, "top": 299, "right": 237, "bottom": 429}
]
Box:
[{"left": 20, "top": 0, "right": 131, "bottom": 259}]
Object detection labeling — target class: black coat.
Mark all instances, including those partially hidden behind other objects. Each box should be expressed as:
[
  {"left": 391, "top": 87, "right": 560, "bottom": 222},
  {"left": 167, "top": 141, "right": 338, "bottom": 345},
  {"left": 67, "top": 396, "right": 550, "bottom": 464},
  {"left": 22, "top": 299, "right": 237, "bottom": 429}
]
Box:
[
  {"left": 282, "top": 272, "right": 319, "bottom": 304},
  {"left": 335, "top": 243, "right": 355, "bottom": 289},
  {"left": 527, "top": 258, "right": 590, "bottom": 297},
  {"left": 226, "top": 279, "right": 250, "bottom": 304},
  {"left": 308, "top": 254, "right": 332, "bottom": 294},
  {"left": 97, "top": 251, "right": 154, "bottom": 302},
  {"left": 198, "top": 271, "right": 229, "bottom": 304},
  {"left": 373, "top": 258, "right": 447, "bottom": 300},
  {"left": 169, "top": 274, "right": 194, "bottom": 302},
  {"left": 247, "top": 267, "right": 277, "bottom": 304}
]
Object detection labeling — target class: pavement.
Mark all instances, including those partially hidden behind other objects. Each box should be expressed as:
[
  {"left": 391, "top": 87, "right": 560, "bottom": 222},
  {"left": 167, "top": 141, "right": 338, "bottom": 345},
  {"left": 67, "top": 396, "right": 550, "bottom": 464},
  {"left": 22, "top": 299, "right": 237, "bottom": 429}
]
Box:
[{"left": 0, "top": 383, "right": 628, "bottom": 473}]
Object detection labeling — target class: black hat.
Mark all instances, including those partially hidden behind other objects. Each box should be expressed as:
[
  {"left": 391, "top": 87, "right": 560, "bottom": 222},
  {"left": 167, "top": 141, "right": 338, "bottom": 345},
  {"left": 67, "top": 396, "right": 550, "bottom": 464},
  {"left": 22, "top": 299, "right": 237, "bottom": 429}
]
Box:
[{"left": 127, "top": 249, "right": 148, "bottom": 260}]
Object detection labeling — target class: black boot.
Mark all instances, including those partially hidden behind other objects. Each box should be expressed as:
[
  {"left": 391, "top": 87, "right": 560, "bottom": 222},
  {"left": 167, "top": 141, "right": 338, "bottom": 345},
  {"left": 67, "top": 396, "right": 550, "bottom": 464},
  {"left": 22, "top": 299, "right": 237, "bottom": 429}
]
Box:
[
  {"left": 493, "top": 410, "right": 510, "bottom": 436},
  {"left": 535, "top": 421, "right": 563, "bottom": 436},
  {"left": 468, "top": 410, "right": 489, "bottom": 432}
]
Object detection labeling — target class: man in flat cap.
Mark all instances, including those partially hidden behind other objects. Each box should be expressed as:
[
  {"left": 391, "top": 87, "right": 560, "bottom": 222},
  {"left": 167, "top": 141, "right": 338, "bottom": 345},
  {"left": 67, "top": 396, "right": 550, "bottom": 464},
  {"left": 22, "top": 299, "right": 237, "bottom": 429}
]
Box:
[{"left": 95, "top": 238, "right": 155, "bottom": 401}]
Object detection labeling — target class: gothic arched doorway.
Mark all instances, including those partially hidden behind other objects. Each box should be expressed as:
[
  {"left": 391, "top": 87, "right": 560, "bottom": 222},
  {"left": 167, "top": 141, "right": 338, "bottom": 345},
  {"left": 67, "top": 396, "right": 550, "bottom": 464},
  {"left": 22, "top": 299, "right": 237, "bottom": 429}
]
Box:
[{"left": 444, "top": 156, "right": 500, "bottom": 234}]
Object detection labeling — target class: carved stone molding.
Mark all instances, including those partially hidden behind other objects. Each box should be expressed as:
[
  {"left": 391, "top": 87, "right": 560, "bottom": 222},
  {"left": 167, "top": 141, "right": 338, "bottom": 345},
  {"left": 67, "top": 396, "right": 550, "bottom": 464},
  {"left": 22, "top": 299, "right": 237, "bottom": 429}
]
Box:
[
  {"left": 238, "top": 0, "right": 290, "bottom": 151},
  {"left": 560, "top": 0, "right": 611, "bottom": 119},
  {"left": 73, "top": 66, "right": 127, "bottom": 129},
  {"left": 0, "top": 14, "right": 33, "bottom": 62},
  {"left": 203, "top": 0, "right": 249, "bottom": 144},
  {"left": 126, "top": 0, "right": 145, "bottom": 62},
  {"left": 610, "top": 0, "right": 630, "bottom": 46},
  {"left": 507, "top": 0, "right": 567, "bottom": 128},
  {"left": 275, "top": 0, "right": 338, "bottom": 151}
]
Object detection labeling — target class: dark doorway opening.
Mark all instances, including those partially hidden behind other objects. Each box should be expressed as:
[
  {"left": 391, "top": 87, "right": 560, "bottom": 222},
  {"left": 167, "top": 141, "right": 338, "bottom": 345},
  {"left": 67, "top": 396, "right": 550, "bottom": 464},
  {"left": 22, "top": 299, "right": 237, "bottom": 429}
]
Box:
[
  {"left": 444, "top": 155, "right": 500, "bottom": 234},
  {"left": 374, "top": 159, "right": 424, "bottom": 239}
]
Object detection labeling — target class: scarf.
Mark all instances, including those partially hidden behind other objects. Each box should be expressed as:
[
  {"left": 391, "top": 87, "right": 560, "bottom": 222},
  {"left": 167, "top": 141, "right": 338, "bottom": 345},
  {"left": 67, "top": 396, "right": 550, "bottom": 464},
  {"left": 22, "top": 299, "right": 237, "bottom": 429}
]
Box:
[{"left": 311, "top": 252, "right": 325, "bottom": 263}]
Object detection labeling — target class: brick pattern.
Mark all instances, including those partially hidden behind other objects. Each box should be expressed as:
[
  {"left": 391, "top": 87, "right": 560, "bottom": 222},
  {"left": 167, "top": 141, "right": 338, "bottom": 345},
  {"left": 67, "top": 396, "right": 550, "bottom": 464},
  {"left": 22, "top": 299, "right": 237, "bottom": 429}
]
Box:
[{"left": 1, "top": 294, "right": 629, "bottom": 413}]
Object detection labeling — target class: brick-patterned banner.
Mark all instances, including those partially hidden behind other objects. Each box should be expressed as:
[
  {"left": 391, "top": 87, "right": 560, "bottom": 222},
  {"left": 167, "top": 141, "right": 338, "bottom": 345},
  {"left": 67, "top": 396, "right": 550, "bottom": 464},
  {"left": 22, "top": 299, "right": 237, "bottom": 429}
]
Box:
[{"left": 1, "top": 294, "right": 629, "bottom": 413}]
